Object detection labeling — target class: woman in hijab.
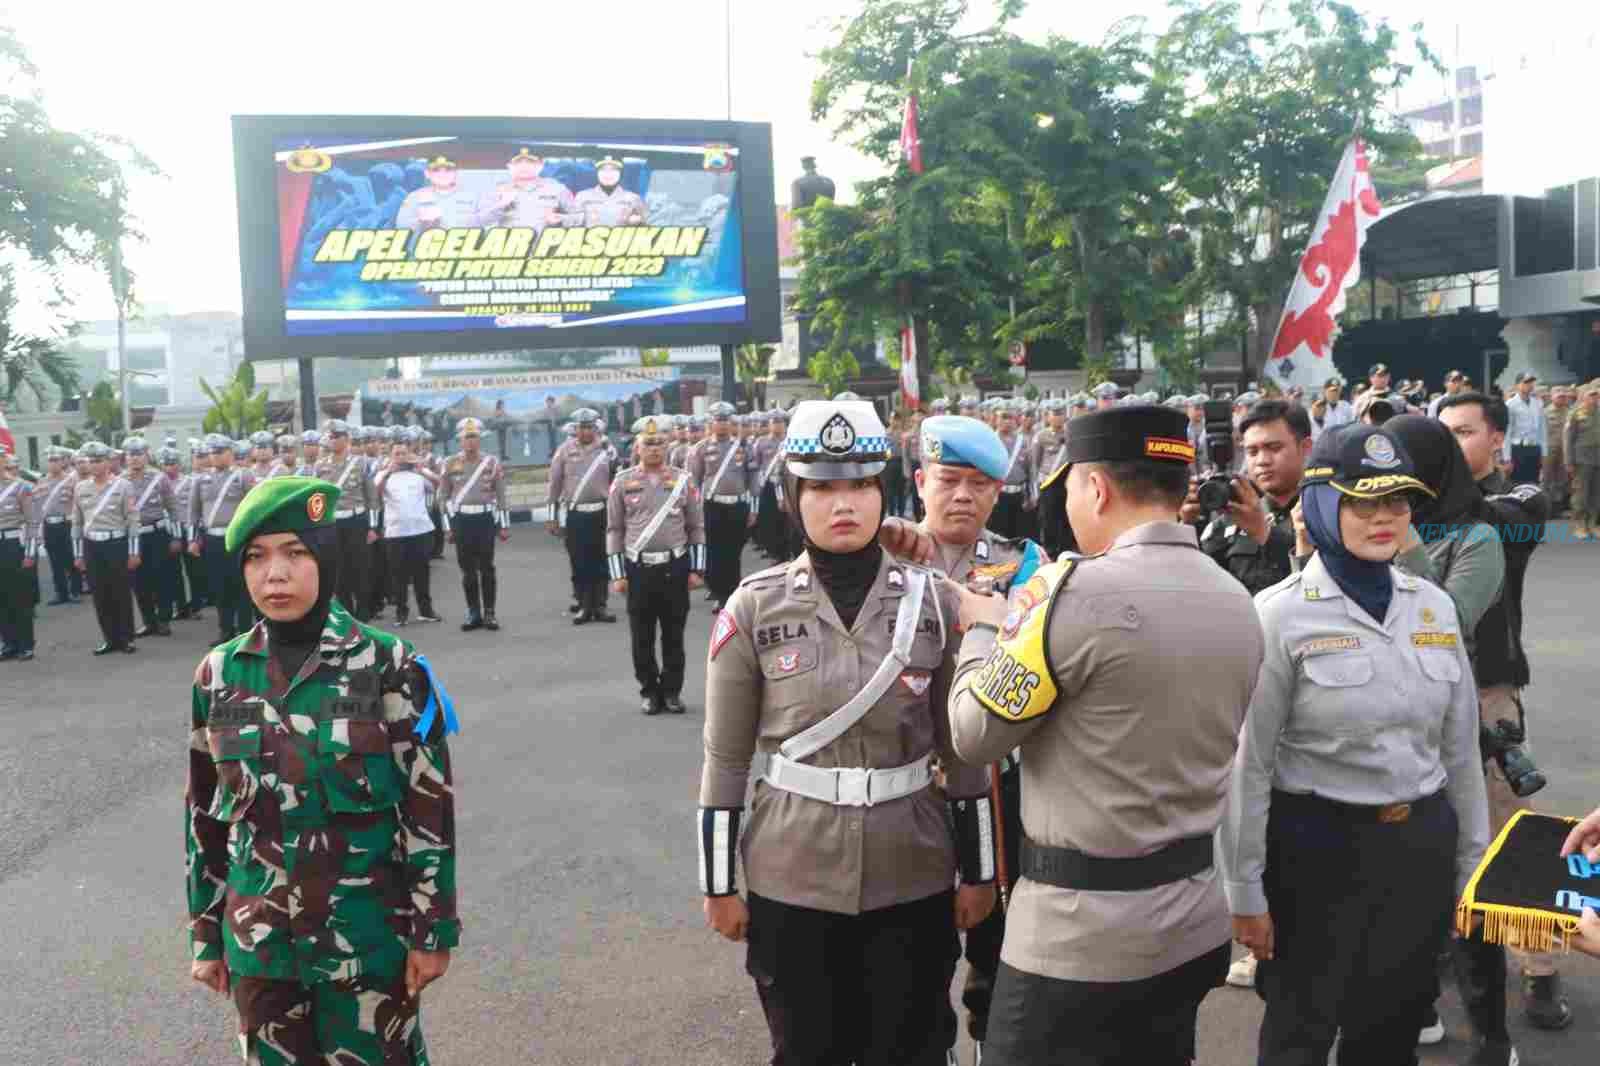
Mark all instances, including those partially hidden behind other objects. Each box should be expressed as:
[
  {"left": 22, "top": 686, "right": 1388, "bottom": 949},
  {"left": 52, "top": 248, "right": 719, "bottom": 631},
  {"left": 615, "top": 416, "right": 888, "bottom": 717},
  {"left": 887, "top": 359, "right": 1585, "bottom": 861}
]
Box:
[
  {"left": 697, "top": 399, "right": 997, "bottom": 1066},
  {"left": 1219, "top": 424, "right": 1489, "bottom": 1066},
  {"left": 1386, "top": 413, "right": 1506, "bottom": 665},
  {"left": 184, "top": 477, "right": 460, "bottom": 1063}
]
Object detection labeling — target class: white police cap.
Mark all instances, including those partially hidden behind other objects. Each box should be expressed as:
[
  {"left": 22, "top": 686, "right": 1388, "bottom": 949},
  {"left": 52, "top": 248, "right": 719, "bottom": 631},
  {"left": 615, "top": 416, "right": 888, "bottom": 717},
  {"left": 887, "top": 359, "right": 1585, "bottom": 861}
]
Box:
[{"left": 784, "top": 400, "right": 890, "bottom": 480}]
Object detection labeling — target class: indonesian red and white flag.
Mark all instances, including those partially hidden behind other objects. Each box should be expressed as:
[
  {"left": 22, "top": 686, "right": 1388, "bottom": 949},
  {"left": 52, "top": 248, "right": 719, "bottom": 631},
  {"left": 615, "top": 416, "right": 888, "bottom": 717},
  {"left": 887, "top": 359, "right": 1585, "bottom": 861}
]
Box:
[
  {"left": 1265, "top": 138, "right": 1382, "bottom": 394},
  {"left": 0, "top": 403, "right": 14, "bottom": 458},
  {"left": 900, "top": 91, "right": 924, "bottom": 175},
  {"left": 900, "top": 316, "right": 921, "bottom": 411}
]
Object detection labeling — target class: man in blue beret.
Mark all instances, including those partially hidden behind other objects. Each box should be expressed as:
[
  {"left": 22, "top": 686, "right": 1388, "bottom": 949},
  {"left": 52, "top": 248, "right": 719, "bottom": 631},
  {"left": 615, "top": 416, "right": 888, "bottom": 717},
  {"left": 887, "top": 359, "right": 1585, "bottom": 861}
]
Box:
[{"left": 910, "top": 414, "right": 1049, "bottom": 1057}]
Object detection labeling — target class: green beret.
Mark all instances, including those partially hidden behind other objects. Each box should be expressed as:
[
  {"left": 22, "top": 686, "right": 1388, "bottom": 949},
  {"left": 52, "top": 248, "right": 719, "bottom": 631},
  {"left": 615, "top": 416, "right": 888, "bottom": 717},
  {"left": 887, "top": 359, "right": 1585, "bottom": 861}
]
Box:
[{"left": 225, "top": 476, "right": 341, "bottom": 554}]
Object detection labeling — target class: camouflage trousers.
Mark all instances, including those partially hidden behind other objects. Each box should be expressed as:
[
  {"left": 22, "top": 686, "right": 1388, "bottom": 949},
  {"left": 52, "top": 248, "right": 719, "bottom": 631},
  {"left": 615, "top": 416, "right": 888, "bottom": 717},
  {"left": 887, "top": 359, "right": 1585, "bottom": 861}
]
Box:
[{"left": 233, "top": 973, "right": 428, "bottom": 1065}]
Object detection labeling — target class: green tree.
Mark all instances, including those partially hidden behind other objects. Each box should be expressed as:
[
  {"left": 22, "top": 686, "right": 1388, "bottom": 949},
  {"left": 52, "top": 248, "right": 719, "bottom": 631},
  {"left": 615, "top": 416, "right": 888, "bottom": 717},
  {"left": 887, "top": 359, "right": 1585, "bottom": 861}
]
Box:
[
  {"left": 1156, "top": 0, "right": 1436, "bottom": 378},
  {"left": 200, "top": 362, "right": 269, "bottom": 438},
  {"left": 84, "top": 381, "right": 121, "bottom": 443}
]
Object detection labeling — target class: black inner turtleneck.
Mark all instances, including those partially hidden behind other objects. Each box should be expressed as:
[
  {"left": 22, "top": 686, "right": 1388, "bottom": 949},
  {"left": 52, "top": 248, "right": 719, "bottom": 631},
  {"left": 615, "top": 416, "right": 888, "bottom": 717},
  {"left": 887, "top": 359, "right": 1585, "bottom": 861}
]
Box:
[
  {"left": 808, "top": 542, "right": 882, "bottom": 630},
  {"left": 248, "top": 526, "right": 341, "bottom": 683}
]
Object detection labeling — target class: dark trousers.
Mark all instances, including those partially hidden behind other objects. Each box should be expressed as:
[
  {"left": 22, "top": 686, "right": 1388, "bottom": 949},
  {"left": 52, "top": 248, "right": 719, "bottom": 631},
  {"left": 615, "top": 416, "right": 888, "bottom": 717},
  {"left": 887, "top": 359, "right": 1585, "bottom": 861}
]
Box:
[
  {"left": 43, "top": 521, "right": 75, "bottom": 601},
  {"left": 745, "top": 889, "right": 959, "bottom": 1066},
  {"left": 564, "top": 508, "right": 606, "bottom": 612},
  {"left": 429, "top": 504, "right": 446, "bottom": 557},
  {"left": 182, "top": 545, "right": 209, "bottom": 610},
  {"left": 704, "top": 499, "right": 749, "bottom": 602},
  {"left": 1510, "top": 444, "right": 1542, "bottom": 485},
  {"left": 386, "top": 532, "right": 434, "bottom": 619},
  {"left": 85, "top": 537, "right": 136, "bottom": 647},
  {"left": 1255, "top": 790, "right": 1457, "bottom": 1066},
  {"left": 454, "top": 511, "right": 499, "bottom": 615},
  {"left": 961, "top": 762, "right": 1022, "bottom": 1042},
  {"left": 334, "top": 518, "right": 370, "bottom": 620},
  {"left": 989, "top": 492, "right": 1027, "bottom": 539},
  {"left": 755, "top": 484, "right": 783, "bottom": 558},
  {"left": 204, "top": 534, "right": 250, "bottom": 639},
  {"left": 368, "top": 533, "right": 388, "bottom": 613},
  {"left": 132, "top": 528, "right": 172, "bottom": 627},
  {"left": 0, "top": 540, "right": 34, "bottom": 652},
  {"left": 626, "top": 554, "right": 688, "bottom": 698},
  {"left": 907, "top": 461, "right": 925, "bottom": 521},
  {"left": 984, "top": 941, "right": 1228, "bottom": 1066}
]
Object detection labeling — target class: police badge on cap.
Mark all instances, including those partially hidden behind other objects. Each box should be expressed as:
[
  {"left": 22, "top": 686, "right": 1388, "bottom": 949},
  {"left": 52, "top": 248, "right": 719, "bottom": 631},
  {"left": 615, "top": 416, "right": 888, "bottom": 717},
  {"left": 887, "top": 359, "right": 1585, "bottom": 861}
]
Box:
[{"left": 784, "top": 401, "right": 890, "bottom": 480}]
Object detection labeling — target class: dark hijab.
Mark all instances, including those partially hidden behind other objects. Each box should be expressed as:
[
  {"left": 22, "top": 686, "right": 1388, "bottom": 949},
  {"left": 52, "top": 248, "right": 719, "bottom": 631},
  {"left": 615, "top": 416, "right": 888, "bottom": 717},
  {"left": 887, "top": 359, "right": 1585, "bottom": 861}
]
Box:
[
  {"left": 784, "top": 471, "right": 888, "bottom": 630},
  {"left": 1302, "top": 482, "right": 1394, "bottom": 624},
  {"left": 1384, "top": 414, "right": 1488, "bottom": 537}
]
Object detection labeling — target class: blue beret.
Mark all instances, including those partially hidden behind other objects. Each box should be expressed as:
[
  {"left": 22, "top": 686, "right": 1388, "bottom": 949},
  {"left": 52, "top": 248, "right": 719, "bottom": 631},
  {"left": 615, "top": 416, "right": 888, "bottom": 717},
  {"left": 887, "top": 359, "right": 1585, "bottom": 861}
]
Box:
[{"left": 919, "top": 415, "right": 1009, "bottom": 481}]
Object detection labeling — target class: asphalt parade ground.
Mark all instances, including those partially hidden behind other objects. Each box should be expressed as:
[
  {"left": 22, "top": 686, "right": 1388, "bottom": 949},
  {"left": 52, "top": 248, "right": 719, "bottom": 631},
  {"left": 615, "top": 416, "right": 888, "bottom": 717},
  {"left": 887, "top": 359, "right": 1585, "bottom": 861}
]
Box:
[{"left": 1, "top": 528, "right": 1596, "bottom": 1065}]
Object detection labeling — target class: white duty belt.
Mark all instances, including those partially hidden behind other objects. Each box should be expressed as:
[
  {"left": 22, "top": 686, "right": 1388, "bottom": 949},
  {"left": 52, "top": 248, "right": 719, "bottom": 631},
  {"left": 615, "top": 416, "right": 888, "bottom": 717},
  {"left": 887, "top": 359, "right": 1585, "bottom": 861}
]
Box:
[{"left": 756, "top": 568, "right": 938, "bottom": 807}]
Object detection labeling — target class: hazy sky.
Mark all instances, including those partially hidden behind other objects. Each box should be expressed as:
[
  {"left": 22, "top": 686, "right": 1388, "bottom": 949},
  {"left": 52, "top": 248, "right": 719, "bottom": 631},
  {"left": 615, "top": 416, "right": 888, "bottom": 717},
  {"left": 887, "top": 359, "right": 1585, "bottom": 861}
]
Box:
[{"left": 4, "top": 0, "right": 1589, "bottom": 324}]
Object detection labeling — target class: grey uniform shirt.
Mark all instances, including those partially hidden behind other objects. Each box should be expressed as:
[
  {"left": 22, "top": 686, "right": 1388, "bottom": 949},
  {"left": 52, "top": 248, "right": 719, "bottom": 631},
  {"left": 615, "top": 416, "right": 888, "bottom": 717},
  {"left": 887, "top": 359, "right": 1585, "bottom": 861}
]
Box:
[
  {"left": 190, "top": 467, "right": 259, "bottom": 534},
  {"left": 1218, "top": 554, "right": 1490, "bottom": 915},
  {"left": 395, "top": 186, "right": 481, "bottom": 232},
  {"left": 474, "top": 178, "right": 579, "bottom": 235},
  {"left": 692, "top": 437, "right": 755, "bottom": 500},
  {"left": 0, "top": 477, "right": 36, "bottom": 554},
  {"left": 701, "top": 553, "right": 988, "bottom": 914},
  {"left": 316, "top": 452, "right": 377, "bottom": 524},
  {"left": 750, "top": 436, "right": 787, "bottom": 512},
  {"left": 71, "top": 477, "right": 139, "bottom": 553},
  {"left": 995, "top": 430, "right": 1034, "bottom": 495},
  {"left": 1031, "top": 427, "right": 1066, "bottom": 485},
  {"left": 123, "top": 469, "right": 179, "bottom": 530},
  {"left": 33, "top": 473, "right": 76, "bottom": 538},
  {"left": 546, "top": 441, "right": 611, "bottom": 512},
  {"left": 441, "top": 451, "right": 509, "bottom": 516},
  {"left": 573, "top": 185, "right": 648, "bottom": 227},
  {"left": 949, "top": 521, "right": 1264, "bottom": 982},
  {"left": 605, "top": 465, "right": 706, "bottom": 557}
]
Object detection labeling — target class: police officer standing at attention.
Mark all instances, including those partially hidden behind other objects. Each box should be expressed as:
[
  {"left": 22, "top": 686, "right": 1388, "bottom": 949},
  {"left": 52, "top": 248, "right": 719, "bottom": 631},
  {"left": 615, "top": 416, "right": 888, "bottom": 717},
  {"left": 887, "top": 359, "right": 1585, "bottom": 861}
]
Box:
[
  {"left": 698, "top": 398, "right": 997, "bottom": 1066},
  {"left": 547, "top": 408, "right": 614, "bottom": 626},
  {"left": 121, "top": 436, "right": 180, "bottom": 639},
  {"left": 989, "top": 402, "right": 1035, "bottom": 539},
  {"left": 439, "top": 417, "right": 508, "bottom": 632},
  {"left": 0, "top": 449, "right": 37, "bottom": 661},
  {"left": 691, "top": 401, "right": 755, "bottom": 611},
  {"left": 294, "top": 429, "right": 322, "bottom": 477},
  {"left": 35, "top": 446, "right": 80, "bottom": 606},
  {"left": 913, "top": 415, "right": 1049, "bottom": 1053},
  {"left": 946, "top": 403, "right": 1264, "bottom": 1066},
  {"left": 178, "top": 440, "right": 210, "bottom": 616},
  {"left": 157, "top": 446, "right": 191, "bottom": 622},
  {"left": 316, "top": 420, "right": 377, "bottom": 621},
  {"left": 608, "top": 416, "right": 706, "bottom": 715},
  {"left": 73, "top": 440, "right": 142, "bottom": 655},
  {"left": 751, "top": 409, "right": 789, "bottom": 561},
  {"left": 190, "top": 434, "right": 258, "bottom": 644}
]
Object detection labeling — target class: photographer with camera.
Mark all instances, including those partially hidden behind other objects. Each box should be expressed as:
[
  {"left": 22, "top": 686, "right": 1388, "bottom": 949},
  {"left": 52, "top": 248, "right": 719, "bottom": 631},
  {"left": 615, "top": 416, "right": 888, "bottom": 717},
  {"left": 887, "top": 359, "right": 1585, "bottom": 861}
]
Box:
[{"left": 1181, "top": 401, "right": 1312, "bottom": 602}]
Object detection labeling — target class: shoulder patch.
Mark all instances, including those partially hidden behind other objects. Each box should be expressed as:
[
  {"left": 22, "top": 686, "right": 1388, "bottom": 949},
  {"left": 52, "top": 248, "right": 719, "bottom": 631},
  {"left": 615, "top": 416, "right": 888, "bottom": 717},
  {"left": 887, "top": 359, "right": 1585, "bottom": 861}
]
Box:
[
  {"left": 971, "top": 557, "right": 1076, "bottom": 722},
  {"left": 1413, "top": 631, "right": 1458, "bottom": 648},
  {"left": 709, "top": 610, "right": 739, "bottom": 660}
]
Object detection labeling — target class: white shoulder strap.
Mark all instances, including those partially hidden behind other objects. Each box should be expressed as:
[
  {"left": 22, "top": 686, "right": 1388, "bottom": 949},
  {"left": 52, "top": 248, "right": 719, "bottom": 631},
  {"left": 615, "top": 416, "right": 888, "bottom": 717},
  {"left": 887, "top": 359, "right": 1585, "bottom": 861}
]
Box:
[
  {"left": 0, "top": 481, "right": 21, "bottom": 509},
  {"left": 779, "top": 569, "right": 928, "bottom": 764},
  {"left": 707, "top": 440, "right": 740, "bottom": 494},
  {"left": 42, "top": 477, "right": 70, "bottom": 515},
  {"left": 1003, "top": 435, "right": 1025, "bottom": 479},
  {"left": 564, "top": 451, "right": 608, "bottom": 505},
  {"left": 628, "top": 474, "right": 690, "bottom": 554},
  {"left": 205, "top": 471, "right": 241, "bottom": 529},
  {"left": 761, "top": 445, "right": 785, "bottom": 486},
  {"left": 86, "top": 478, "right": 126, "bottom": 530},
  {"left": 134, "top": 474, "right": 165, "bottom": 513},
  {"left": 451, "top": 456, "right": 496, "bottom": 509}
]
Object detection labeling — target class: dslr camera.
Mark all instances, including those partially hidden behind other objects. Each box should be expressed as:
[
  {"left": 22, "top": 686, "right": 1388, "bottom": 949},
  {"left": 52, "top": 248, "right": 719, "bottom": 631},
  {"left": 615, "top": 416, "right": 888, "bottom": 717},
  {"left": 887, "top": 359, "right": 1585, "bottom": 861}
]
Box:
[
  {"left": 1481, "top": 718, "right": 1547, "bottom": 798},
  {"left": 1195, "top": 399, "right": 1239, "bottom": 517}
]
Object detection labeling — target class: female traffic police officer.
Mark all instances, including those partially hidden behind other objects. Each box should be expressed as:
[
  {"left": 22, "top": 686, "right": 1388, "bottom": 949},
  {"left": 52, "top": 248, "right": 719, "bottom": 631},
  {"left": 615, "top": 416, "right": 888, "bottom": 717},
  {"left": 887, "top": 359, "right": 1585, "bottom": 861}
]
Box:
[
  {"left": 1219, "top": 424, "right": 1489, "bottom": 1065},
  {"left": 698, "top": 399, "right": 998, "bottom": 1066},
  {"left": 185, "top": 477, "right": 460, "bottom": 1065}
]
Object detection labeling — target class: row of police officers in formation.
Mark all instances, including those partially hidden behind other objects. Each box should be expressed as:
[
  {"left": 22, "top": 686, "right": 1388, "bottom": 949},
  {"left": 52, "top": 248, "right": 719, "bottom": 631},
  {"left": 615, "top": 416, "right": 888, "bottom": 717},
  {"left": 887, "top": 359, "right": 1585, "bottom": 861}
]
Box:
[{"left": 0, "top": 417, "right": 510, "bottom": 660}]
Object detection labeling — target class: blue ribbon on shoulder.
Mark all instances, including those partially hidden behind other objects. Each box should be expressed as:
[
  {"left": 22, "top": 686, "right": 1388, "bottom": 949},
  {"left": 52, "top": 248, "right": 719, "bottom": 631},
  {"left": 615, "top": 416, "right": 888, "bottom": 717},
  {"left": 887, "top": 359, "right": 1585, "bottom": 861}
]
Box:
[
  {"left": 1012, "top": 539, "right": 1046, "bottom": 589},
  {"left": 411, "top": 654, "right": 460, "bottom": 739}
]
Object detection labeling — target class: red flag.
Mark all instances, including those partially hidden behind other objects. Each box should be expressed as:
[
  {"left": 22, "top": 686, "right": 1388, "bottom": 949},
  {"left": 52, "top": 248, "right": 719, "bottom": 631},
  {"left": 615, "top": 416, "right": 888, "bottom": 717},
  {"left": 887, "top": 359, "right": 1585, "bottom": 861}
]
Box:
[
  {"left": 901, "top": 316, "right": 921, "bottom": 411},
  {"left": 0, "top": 403, "right": 13, "bottom": 459},
  {"left": 900, "top": 91, "right": 924, "bottom": 175},
  {"left": 1265, "top": 138, "right": 1382, "bottom": 393}
]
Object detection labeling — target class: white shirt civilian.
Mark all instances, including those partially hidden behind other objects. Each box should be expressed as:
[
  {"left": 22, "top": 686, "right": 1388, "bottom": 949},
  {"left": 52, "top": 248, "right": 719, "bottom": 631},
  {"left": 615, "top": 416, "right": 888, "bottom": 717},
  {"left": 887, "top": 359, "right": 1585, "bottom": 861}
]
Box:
[
  {"left": 1504, "top": 391, "right": 1546, "bottom": 456},
  {"left": 379, "top": 467, "right": 435, "bottom": 539}
]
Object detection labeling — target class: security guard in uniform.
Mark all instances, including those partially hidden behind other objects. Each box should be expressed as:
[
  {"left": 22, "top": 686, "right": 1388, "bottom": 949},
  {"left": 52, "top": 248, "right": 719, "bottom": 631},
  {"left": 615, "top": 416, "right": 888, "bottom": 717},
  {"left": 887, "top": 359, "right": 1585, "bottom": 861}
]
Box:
[
  {"left": 691, "top": 401, "right": 755, "bottom": 610},
  {"left": 547, "top": 409, "right": 613, "bottom": 625},
  {"left": 316, "top": 420, "right": 378, "bottom": 621},
  {"left": 0, "top": 450, "right": 37, "bottom": 661},
  {"left": 912, "top": 416, "right": 1049, "bottom": 1053},
  {"left": 947, "top": 403, "right": 1265, "bottom": 1066},
  {"left": 699, "top": 399, "right": 997, "bottom": 1066},
  {"left": 73, "top": 440, "right": 142, "bottom": 654},
  {"left": 443, "top": 417, "right": 511, "bottom": 632},
  {"left": 121, "top": 436, "right": 180, "bottom": 638},
  {"left": 608, "top": 416, "right": 706, "bottom": 715}
]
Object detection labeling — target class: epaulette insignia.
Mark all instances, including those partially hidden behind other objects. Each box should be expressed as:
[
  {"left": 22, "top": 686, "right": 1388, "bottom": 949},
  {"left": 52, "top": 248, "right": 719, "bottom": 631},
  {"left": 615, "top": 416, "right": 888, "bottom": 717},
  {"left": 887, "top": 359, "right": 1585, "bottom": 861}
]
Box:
[
  {"left": 887, "top": 568, "right": 904, "bottom": 591},
  {"left": 794, "top": 569, "right": 811, "bottom": 592}
]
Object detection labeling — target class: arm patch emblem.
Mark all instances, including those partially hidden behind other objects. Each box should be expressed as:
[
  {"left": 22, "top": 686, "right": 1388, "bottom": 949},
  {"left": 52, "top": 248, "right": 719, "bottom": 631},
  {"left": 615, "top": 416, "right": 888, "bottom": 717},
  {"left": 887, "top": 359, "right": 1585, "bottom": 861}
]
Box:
[{"left": 971, "top": 559, "right": 1074, "bottom": 722}]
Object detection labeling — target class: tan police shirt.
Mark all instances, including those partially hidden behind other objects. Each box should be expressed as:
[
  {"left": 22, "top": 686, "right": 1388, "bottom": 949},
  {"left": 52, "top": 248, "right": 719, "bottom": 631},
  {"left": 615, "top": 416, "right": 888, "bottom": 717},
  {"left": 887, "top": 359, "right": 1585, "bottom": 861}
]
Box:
[
  {"left": 72, "top": 476, "right": 139, "bottom": 550},
  {"left": 949, "top": 521, "right": 1264, "bottom": 981},
  {"left": 702, "top": 553, "right": 989, "bottom": 914},
  {"left": 691, "top": 436, "right": 754, "bottom": 500},
  {"left": 0, "top": 475, "right": 35, "bottom": 541},
  {"left": 605, "top": 464, "right": 706, "bottom": 557},
  {"left": 546, "top": 441, "right": 610, "bottom": 510},
  {"left": 441, "top": 450, "right": 509, "bottom": 515},
  {"left": 123, "top": 468, "right": 180, "bottom": 530},
  {"left": 316, "top": 451, "right": 376, "bottom": 516},
  {"left": 33, "top": 471, "right": 76, "bottom": 541},
  {"left": 190, "top": 466, "right": 260, "bottom": 536}
]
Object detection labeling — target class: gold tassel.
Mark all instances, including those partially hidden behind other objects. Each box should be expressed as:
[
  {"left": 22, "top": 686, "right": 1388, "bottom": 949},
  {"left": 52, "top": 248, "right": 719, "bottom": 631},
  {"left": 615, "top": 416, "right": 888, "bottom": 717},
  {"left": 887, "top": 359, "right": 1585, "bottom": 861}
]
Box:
[{"left": 1460, "top": 904, "right": 1580, "bottom": 955}]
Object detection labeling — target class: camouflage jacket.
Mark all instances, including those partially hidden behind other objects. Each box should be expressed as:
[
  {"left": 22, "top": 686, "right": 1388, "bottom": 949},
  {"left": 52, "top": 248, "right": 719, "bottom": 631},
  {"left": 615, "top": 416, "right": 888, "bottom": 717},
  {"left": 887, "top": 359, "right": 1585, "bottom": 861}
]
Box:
[{"left": 185, "top": 601, "right": 459, "bottom": 985}]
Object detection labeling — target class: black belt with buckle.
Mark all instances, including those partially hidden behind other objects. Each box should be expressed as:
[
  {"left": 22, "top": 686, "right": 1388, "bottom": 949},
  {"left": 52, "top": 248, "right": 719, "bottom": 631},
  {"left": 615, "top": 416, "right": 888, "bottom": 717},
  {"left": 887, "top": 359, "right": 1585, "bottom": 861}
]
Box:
[
  {"left": 1272, "top": 788, "right": 1441, "bottom": 825},
  {"left": 1020, "top": 833, "right": 1213, "bottom": 892}
]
